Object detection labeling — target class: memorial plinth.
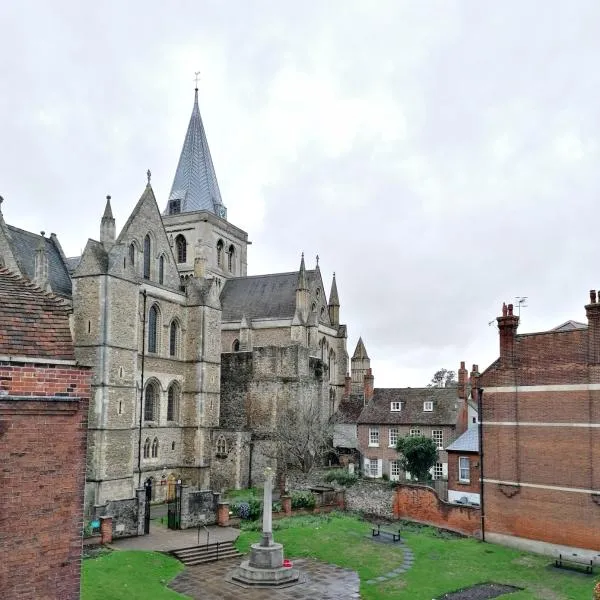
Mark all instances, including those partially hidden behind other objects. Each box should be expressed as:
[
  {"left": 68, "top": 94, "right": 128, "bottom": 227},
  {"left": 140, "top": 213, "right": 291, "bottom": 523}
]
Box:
[{"left": 229, "top": 468, "right": 301, "bottom": 587}]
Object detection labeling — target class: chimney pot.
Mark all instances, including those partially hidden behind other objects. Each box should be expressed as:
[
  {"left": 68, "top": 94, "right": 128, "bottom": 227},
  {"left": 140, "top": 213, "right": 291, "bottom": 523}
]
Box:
[
  {"left": 508, "top": 303, "right": 514, "bottom": 316},
  {"left": 460, "top": 361, "right": 465, "bottom": 369},
  {"left": 502, "top": 302, "right": 508, "bottom": 316},
  {"left": 591, "top": 290, "right": 597, "bottom": 304}
]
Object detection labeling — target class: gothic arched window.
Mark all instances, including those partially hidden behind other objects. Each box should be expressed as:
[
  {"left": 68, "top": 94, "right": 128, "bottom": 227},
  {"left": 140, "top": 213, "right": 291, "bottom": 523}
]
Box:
[
  {"left": 167, "top": 383, "right": 180, "bottom": 422},
  {"left": 232, "top": 339, "right": 240, "bottom": 352},
  {"left": 144, "top": 383, "right": 158, "bottom": 421},
  {"left": 143, "top": 437, "right": 150, "bottom": 459},
  {"left": 129, "top": 243, "right": 135, "bottom": 266},
  {"left": 148, "top": 305, "right": 159, "bottom": 353},
  {"left": 216, "top": 240, "right": 224, "bottom": 268},
  {"left": 158, "top": 255, "right": 164, "bottom": 285},
  {"left": 169, "top": 320, "right": 180, "bottom": 357},
  {"left": 216, "top": 436, "right": 227, "bottom": 456},
  {"left": 151, "top": 437, "right": 159, "bottom": 458},
  {"left": 227, "top": 244, "right": 235, "bottom": 272},
  {"left": 175, "top": 234, "right": 187, "bottom": 264},
  {"left": 143, "top": 234, "right": 151, "bottom": 279}
]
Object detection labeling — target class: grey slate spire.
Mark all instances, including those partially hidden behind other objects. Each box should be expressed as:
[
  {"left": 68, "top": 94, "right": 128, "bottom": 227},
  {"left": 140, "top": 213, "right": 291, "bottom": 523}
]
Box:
[
  {"left": 164, "top": 88, "right": 227, "bottom": 218},
  {"left": 328, "top": 272, "right": 339, "bottom": 306},
  {"left": 352, "top": 337, "right": 369, "bottom": 360}
]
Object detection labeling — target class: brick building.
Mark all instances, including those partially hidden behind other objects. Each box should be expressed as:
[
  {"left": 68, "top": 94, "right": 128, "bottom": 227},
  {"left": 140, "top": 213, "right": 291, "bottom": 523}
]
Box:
[
  {"left": 479, "top": 298, "right": 600, "bottom": 556},
  {"left": 0, "top": 268, "right": 91, "bottom": 600},
  {"left": 446, "top": 428, "right": 480, "bottom": 505}
]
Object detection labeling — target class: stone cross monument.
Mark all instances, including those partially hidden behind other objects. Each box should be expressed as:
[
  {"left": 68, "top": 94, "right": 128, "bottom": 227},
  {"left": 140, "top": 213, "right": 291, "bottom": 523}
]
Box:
[{"left": 261, "top": 467, "right": 274, "bottom": 547}]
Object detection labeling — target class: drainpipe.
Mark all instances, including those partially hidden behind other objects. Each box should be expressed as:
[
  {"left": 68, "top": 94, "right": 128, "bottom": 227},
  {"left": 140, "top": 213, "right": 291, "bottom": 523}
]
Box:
[
  {"left": 137, "top": 290, "right": 147, "bottom": 488},
  {"left": 478, "top": 387, "right": 485, "bottom": 542}
]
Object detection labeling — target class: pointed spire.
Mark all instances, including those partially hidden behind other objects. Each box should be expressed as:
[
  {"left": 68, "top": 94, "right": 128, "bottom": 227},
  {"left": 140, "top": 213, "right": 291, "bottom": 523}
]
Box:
[
  {"left": 328, "top": 272, "right": 339, "bottom": 306},
  {"left": 100, "top": 195, "right": 116, "bottom": 248},
  {"left": 165, "top": 87, "right": 226, "bottom": 218},
  {"left": 102, "top": 195, "right": 114, "bottom": 219},
  {"left": 297, "top": 252, "right": 308, "bottom": 291},
  {"left": 352, "top": 337, "right": 369, "bottom": 360}
]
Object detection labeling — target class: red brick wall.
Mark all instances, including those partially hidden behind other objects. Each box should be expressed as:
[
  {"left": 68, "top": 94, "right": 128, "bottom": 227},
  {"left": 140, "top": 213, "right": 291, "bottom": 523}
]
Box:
[
  {"left": 392, "top": 484, "right": 481, "bottom": 536},
  {"left": 480, "top": 300, "right": 600, "bottom": 551},
  {"left": 447, "top": 451, "right": 480, "bottom": 495},
  {"left": 0, "top": 361, "right": 90, "bottom": 600}
]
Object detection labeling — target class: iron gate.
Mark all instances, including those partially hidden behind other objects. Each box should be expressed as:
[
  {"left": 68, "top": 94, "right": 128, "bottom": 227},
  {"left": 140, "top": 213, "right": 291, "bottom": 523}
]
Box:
[
  {"left": 143, "top": 478, "right": 152, "bottom": 534},
  {"left": 167, "top": 480, "right": 182, "bottom": 530}
]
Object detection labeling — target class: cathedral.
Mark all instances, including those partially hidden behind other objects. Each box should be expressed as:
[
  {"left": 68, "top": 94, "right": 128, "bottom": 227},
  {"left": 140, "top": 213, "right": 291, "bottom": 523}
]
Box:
[{"left": 0, "top": 87, "right": 353, "bottom": 511}]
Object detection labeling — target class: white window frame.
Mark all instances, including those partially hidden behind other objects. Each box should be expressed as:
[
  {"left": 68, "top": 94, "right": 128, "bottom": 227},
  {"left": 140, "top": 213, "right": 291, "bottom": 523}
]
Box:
[
  {"left": 432, "top": 429, "right": 444, "bottom": 450},
  {"left": 390, "top": 401, "right": 402, "bottom": 412},
  {"left": 459, "top": 456, "right": 470, "bottom": 483},
  {"left": 390, "top": 460, "right": 401, "bottom": 481},
  {"left": 368, "top": 427, "right": 380, "bottom": 447},
  {"left": 423, "top": 401, "right": 433, "bottom": 412},
  {"left": 388, "top": 427, "right": 399, "bottom": 447},
  {"left": 369, "top": 458, "right": 379, "bottom": 478},
  {"left": 409, "top": 428, "right": 422, "bottom": 437},
  {"left": 432, "top": 462, "right": 444, "bottom": 480}
]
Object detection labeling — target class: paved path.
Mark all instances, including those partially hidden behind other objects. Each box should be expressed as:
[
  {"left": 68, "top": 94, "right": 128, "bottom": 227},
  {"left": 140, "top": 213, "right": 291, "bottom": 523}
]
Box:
[
  {"left": 109, "top": 524, "right": 239, "bottom": 552},
  {"left": 365, "top": 535, "right": 414, "bottom": 585},
  {"left": 169, "top": 556, "right": 360, "bottom": 600}
]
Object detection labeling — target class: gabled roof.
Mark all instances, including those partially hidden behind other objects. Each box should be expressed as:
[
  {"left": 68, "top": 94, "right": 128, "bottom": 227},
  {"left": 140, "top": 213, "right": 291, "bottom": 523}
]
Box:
[
  {"left": 220, "top": 270, "right": 318, "bottom": 322},
  {"left": 0, "top": 268, "right": 74, "bottom": 360},
  {"left": 357, "top": 387, "right": 458, "bottom": 426},
  {"left": 6, "top": 226, "right": 72, "bottom": 298},
  {"left": 446, "top": 428, "right": 479, "bottom": 452},
  {"left": 164, "top": 89, "right": 225, "bottom": 217},
  {"left": 550, "top": 320, "right": 587, "bottom": 332}
]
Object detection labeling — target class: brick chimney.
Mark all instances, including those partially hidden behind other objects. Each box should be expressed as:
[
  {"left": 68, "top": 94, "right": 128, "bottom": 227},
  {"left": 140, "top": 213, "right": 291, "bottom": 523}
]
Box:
[
  {"left": 470, "top": 364, "right": 479, "bottom": 405},
  {"left": 585, "top": 290, "right": 600, "bottom": 363},
  {"left": 363, "top": 368, "right": 374, "bottom": 404},
  {"left": 456, "top": 361, "right": 469, "bottom": 435},
  {"left": 497, "top": 302, "right": 519, "bottom": 367}
]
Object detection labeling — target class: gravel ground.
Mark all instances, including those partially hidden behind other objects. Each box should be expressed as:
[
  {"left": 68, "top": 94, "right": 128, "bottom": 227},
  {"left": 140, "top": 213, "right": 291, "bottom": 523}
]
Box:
[{"left": 437, "top": 582, "right": 521, "bottom": 600}]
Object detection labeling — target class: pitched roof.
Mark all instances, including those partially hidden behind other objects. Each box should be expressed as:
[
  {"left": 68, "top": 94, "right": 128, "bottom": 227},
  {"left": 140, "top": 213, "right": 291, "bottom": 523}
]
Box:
[
  {"left": 0, "top": 268, "right": 74, "bottom": 360},
  {"left": 6, "top": 226, "right": 72, "bottom": 298},
  {"left": 357, "top": 387, "right": 458, "bottom": 426},
  {"left": 446, "top": 428, "right": 479, "bottom": 452},
  {"left": 164, "top": 89, "right": 225, "bottom": 217},
  {"left": 332, "top": 395, "right": 365, "bottom": 424},
  {"left": 550, "top": 320, "right": 587, "bottom": 332},
  {"left": 220, "top": 270, "right": 318, "bottom": 322}
]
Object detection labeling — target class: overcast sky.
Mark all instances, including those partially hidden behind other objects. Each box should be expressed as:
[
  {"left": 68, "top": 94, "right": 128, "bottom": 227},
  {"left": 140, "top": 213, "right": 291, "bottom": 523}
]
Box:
[{"left": 1, "top": 1, "right": 599, "bottom": 386}]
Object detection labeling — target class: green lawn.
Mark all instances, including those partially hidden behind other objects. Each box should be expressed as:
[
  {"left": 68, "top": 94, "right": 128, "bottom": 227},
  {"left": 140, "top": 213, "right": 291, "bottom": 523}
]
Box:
[
  {"left": 81, "top": 550, "right": 188, "bottom": 600},
  {"left": 236, "top": 513, "right": 598, "bottom": 600}
]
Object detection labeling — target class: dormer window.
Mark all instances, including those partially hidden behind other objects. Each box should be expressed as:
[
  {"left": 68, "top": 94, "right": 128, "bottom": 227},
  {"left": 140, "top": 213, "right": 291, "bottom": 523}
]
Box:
[
  {"left": 391, "top": 401, "right": 402, "bottom": 412},
  {"left": 423, "top": 401, "right": 433, "bottom": 412}
]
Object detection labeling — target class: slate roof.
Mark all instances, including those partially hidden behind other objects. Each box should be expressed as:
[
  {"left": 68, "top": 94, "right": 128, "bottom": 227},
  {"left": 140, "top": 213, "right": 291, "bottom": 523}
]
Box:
[
  {"left": 551, "top": 320, "right": 587, "bottom": 332},
  {"left": 65, "top": 256, "right": 81, "bottom": 274},
  {"left": 446, "top": 428, "right": 479, "bottom": 452},
  {"left": 220, "top": 270, "right": 317, "bottom": 322},
  {"left": 0, "top": 268, "right": 74, "bottom": 360},
  {"left": 332, "top": 395, "right": 365, "bottom": 424},
  {"left": 357, "top": 387, "right": 459, "bottom": 426},
  {"left": 6, "top": 226, "right": 72, "bottom": 297},
  {"left": 165, "top": 89, "right": 225, "bottom": 217},
  {"left": 352, "top": 337, "right": 369, "bottom": 359}
]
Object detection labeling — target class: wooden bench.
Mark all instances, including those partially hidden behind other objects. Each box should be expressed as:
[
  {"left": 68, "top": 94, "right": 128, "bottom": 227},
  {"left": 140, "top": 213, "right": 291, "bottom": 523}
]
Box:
[
  {"left": 371, "top": 524, "right": 401, "bottom": 543},
  {"left": 554, "top": 553, "right": 594, "bottom": 574}
]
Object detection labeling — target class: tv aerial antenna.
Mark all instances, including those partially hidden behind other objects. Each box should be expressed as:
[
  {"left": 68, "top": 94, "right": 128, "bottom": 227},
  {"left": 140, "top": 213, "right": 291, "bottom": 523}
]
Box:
[{"left": 515, "top": 296, "right": 528, "bottom": 318}]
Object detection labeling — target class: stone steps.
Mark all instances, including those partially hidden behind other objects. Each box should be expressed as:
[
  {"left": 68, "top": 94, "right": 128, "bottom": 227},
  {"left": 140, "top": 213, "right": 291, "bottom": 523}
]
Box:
[{"left": 172, "top": 541, "right": 242, "bottom": 566}]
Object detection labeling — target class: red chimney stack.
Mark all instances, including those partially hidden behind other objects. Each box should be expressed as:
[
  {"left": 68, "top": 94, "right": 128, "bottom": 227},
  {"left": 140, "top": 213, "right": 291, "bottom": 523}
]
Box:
[
  {"left": 363, "top": 368, "right": 374, "bottom": 404},
  {"left": 497, "top": 302, "right": 519, "bottom": 367}
]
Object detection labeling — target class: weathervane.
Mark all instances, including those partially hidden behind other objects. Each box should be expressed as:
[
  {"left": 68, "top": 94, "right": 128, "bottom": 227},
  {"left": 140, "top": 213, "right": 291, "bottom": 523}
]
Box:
[
  {"left": 147, "top": 169, "right": 151, "bottom": 185},
  {"left": 194, "top": 71, "right": 201, "bottom": 90},
  {"left": 316, "top": 254, "right": 319, "bottom": 267}
]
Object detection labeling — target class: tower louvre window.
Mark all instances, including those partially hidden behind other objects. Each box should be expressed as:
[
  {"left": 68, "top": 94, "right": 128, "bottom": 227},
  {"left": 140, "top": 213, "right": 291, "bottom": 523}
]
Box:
[
  {"left": 159, "top": 255, "right": 164, "bottom": 284},
  {"left": 168, "top": 199, "right": 181, "bottom": 215},
  {"left": 217, "top": 240, "right": 224, "bottom": 268},
  {"left": 227, "top": 244, "right": 235, "bottom": 272},
  {"left": 143, "top": 235, "right": 151, "bottom": 279}
]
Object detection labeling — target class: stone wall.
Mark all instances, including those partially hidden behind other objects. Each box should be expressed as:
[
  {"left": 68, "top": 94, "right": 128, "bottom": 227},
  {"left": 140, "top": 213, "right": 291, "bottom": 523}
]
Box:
[
  {"left": 180, "top": 487, "right": 220, "bottom": 528},
  {"left": 345, "top": 479, "right": 395, "bottom": 519},
  {"left": 92, "top": 497, "right": 139, "bottom": 538}
]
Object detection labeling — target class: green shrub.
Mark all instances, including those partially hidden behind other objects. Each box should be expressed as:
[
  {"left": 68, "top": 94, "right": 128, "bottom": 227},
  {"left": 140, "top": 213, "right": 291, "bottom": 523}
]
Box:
[
  {"left": 272, "top": 501, "right": 282, "bottom": 513},
  {"left": 291, "top": 491, "right": 316, "bottom": 510},
  {"left": 323, "top": 469, "right": 359, "bottom": 486},
  {"left": 381, "top": 473, "right": 389, "bottom": 481}
]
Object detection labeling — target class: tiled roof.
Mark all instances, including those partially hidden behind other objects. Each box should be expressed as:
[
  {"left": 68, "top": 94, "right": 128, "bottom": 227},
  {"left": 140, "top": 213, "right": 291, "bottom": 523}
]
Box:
[
  {"left": 220, "top": 270, "right": 318, "bottom": 321},
  {"left": 357, "top": 387, "right": 458, "bottom": 426},
  {"left": 6, "top": 226, "right": 72, "bottom": 297},
  {"left": 446, "top": 428, "right": 479, "bottom": 452},
  {"left": 0, "top": 268, "right": 74, "bottom": 360},
  {"left": 332, "top": 395, "right": 365, "bottom": 424}
]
